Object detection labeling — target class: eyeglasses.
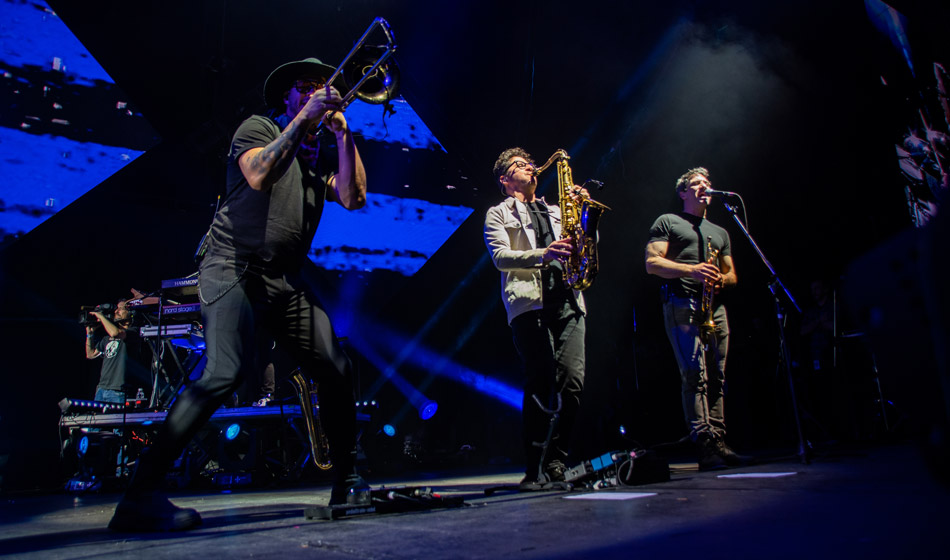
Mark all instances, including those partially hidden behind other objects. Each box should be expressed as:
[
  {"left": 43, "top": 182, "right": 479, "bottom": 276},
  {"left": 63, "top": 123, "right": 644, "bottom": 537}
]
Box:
[
  {"left": 292, "top": 79, "right": 328, "bottom": 95},
  {"left": 505, "top": 160, "right": 535, "bottom": 174}
]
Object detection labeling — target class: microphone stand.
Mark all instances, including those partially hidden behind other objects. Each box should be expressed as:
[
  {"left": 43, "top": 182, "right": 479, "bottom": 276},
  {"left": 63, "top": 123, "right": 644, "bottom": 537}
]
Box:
[{"left": 721, "top": 200, "right": 809, "bottom": 464}]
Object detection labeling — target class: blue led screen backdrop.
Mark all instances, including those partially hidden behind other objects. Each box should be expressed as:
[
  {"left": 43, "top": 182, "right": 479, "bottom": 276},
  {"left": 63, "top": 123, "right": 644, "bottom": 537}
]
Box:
[
  {"left": 0, "top": 0, "right": 154, "bottom": 241},
  {"left": 1, "top": 1, "right": 472, "bottom": 275}
]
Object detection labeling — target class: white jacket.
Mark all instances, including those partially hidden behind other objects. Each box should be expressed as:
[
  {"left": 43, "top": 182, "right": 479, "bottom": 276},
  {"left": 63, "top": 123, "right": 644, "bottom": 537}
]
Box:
[{"left": 483, "top": 196, "right": 586, "bottom": 324}]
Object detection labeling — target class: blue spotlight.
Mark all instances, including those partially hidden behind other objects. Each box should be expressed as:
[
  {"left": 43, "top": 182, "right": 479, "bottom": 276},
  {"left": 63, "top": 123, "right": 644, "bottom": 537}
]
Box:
[
  {"left": 382, "top": 424, "right": 396, "bottom": 437},
  {"left": 354, "top": 338, "right": 443, "bottom": 421},
  {"left": 619, "top": 425, "right": 627, "bottom": 436},
  {"left": 78, "top": 435, "right": 89, "bottom": 456},
  {"left": 224, "top": 423, "right": 241, "bottom": 441},
  {"left": 354, "top": 318, "right": 521, "bottom": 410},
  {"left": 418, "top": 400, "right": 438, "bottom": 421}
]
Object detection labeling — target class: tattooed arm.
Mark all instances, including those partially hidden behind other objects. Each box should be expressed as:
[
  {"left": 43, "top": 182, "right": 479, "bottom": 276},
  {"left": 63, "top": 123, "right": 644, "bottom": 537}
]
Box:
[
  {"left": 324, "top": 110, "right": 367, "bottom": 210},
  {"left": 238, "top": 86, "right": 344, "bottom": 192}
]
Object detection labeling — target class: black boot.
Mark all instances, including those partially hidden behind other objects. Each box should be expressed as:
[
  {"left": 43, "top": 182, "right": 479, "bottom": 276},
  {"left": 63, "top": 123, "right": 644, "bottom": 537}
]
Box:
[
  {"left": 108, "top": 448, "right": 202, "bottom": 532},
  {"left": 519, "top": 443, "right": 546, "bottom": 489},
  {"left": 329, "top": 473, "right": 371, "bottom": 506},
  {"left": 109, "top": 493, "right": 201, "bottom": 532},
  {"left": 328, "top": 446, "right": 370, "bottom": 506},
  {"left": 696, "top": 436, "right": 727, "bottom": 471},
  {"left": 716, "top": 439, "right": 754, "bottom": 467}
]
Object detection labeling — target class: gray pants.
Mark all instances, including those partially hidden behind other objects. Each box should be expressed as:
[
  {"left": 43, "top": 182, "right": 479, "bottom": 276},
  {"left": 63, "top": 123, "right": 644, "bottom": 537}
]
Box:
[{"left": 662, "top": 294, "right": 729, "bottom": 442}]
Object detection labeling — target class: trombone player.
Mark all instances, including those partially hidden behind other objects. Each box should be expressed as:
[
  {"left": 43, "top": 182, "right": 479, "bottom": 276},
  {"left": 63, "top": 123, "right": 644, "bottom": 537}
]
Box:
[
  {"left": 645, "top": 167, "right": 749, "bottom": 470},
  {"left": 110, "top": 57, "right": 369, "bottom": 531}
]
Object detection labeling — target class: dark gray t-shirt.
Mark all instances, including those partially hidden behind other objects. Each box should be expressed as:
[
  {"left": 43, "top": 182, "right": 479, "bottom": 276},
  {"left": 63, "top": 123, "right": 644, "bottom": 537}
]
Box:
[
  {"left": 207, "top": 115, "right": 332, "bottom": 270},
  {"left": 648, "top": 212, "right": 731, "bottom": 298}
]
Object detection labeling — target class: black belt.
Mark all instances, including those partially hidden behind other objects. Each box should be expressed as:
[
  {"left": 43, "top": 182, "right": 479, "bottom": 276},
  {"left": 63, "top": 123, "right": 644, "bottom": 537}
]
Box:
[{"left": 661, "top": 284, "right": 699, "bottom": 302}]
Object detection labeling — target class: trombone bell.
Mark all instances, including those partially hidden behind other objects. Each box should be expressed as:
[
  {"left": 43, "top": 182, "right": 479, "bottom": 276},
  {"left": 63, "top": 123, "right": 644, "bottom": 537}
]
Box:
[
  {"left": 323, "top": 17, "right": 399, "bottom": 111},
  {"left": 342, "top": 47, "right": 400, "bottom": 105}
]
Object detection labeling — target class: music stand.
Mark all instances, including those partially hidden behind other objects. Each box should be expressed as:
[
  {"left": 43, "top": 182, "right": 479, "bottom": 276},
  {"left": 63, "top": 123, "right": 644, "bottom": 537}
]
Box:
[{"left": 719, "top": 199, "right": 809, "bottom": 463}]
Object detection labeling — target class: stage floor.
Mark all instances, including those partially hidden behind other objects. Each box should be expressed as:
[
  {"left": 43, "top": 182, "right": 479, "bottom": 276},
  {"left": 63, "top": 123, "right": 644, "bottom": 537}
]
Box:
[{"left": 1, "top": 442, "right": 946, "bottom": 559}]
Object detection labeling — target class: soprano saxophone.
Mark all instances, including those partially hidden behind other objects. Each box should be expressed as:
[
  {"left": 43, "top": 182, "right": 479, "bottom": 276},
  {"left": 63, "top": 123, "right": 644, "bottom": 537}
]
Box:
[
  {"left": 289, "top": 367, "right": 333, "bottom": 471},
  {"left": 534, "top": 149, "right": 610, "bottom": 291}
]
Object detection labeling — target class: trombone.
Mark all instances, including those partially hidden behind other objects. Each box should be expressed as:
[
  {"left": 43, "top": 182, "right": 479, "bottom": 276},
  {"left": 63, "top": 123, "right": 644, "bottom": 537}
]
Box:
[{"left": 322, "top": 17, "right": 400, "bottom": 120}]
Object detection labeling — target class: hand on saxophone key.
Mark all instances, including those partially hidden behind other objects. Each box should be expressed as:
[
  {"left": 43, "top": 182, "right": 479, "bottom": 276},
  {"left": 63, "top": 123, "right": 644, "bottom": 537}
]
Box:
[
  {"left": 543, "top": 237, "right": 573, "bottom": 264},
  {"left": 569, "top": 185, "right": 589, "bottom": 202}
]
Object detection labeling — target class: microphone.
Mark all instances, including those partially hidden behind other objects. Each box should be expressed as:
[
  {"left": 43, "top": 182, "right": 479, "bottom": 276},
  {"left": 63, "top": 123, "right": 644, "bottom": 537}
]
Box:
[{"left": 704, "top": 189, "right": 739, "bottom": 198}]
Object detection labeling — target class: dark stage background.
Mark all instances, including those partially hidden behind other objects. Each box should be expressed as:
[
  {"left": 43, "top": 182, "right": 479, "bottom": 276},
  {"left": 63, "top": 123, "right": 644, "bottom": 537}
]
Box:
[{"left": 1, "top": 0, "right": 948, "bottom": 492}]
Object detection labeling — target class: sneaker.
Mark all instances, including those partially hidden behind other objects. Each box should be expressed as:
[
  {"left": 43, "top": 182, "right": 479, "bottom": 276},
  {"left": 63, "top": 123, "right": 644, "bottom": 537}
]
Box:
[
  {"left": 329, "top": 475, "right": 371, "bottom": 506},
  {"left": 251, "top": 394, "right": 273, "bottom": 408},
  {"left": 716, "top": 440, "right": 754, "bottom": 467},
  {"left": 696, "top": 437, "right": 727, "bottom": 471},
  {"left": 108, "top": 493, "right": 201, "bottom": 532}
]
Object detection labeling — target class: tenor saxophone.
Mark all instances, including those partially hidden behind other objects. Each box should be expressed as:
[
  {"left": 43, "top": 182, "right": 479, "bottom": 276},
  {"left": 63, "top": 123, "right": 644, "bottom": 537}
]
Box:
[
  {"left": 534, "top": 149, "right": 610, "bottom": 291},
  {"left": 289, "top": 367, "right": 333, "bottom": 470},
  {"left": 700, "top": 236, "right": 719, "bottom": 342}
]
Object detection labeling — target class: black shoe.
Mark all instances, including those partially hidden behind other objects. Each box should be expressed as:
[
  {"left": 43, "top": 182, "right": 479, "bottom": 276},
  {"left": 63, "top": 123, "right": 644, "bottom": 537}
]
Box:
[
  {"left": 518, "top": 472, "right": 572, "bottom": 491},
  {"left": 518, "top": 475, "right": 545, "bottom": 491},
  {"left": 716, "top": 440, "right": 754, "bottom": 467},
  {"left": 696, "top": 437, "right": 727, "bottom": 471},
  {"left": 329, "top": 475, "right": 371, "bottom": 506},
  {"left": 108, "top": 493, "right": 201, "bottom": 532}
]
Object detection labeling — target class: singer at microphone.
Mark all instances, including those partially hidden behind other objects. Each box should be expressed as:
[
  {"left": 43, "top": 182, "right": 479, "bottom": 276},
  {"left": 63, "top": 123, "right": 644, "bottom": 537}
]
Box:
[
  {"left": 704, "top": 188, "right": 739, "bottom": 198},
  {"left": 644, "top": 166, "right": 752, "bottom": 471}
]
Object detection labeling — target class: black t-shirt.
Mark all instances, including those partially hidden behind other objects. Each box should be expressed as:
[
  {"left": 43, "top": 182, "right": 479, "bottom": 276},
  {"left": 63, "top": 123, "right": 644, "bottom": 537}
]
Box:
[
  {"left": 207, "top": 115, "right": 332, "bottom": 270},
  {"left": 93, "top": 327, "right": 142, "bottom": 393},
  {"left": 648, "top": 212, "right": 731, "bottom": 298},
  {"left": 525, "top": 200, "right": 569, "bottom": 299}
]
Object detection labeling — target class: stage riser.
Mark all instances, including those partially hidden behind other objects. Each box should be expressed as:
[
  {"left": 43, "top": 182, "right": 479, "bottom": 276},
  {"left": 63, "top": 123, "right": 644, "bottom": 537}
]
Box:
[
  {"left": 61, "top": 405, "right": 306, "bottom": 429},
  {"left": 61, "top": 406, "right": 336, "bottom": 489}
]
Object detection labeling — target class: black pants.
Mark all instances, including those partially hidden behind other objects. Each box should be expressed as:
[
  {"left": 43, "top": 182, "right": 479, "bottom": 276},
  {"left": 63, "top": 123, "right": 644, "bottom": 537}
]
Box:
[
  {"left": 129, "top": 255, "right": 357, "bottom": 492},
  {"left": 510, "top": 297, "right": 585, "bottom": 477}
]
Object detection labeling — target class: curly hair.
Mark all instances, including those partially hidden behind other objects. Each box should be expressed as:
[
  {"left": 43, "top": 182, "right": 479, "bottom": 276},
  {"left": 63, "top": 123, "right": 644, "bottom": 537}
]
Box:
[
  {"left": 492, "top": 147, "right": 534, "bottom": 194},
  {"left": 675, "top": 167, "right": 709, "bottom": 193}
]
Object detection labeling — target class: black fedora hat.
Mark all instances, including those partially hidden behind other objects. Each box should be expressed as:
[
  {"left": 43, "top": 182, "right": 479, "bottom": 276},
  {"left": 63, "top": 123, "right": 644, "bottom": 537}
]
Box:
[{"left": 262, "top": 57, "right": 347, "bottom": 109}]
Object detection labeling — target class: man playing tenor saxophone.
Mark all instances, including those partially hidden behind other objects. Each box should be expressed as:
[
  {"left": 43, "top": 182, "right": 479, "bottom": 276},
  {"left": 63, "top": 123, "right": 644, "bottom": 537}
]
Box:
[
  {"left": 484, "top": 147, "right": 590, "bottom": 489},
  {"left": 645, "top": 167, "right": 750, "bottom": 470}
]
